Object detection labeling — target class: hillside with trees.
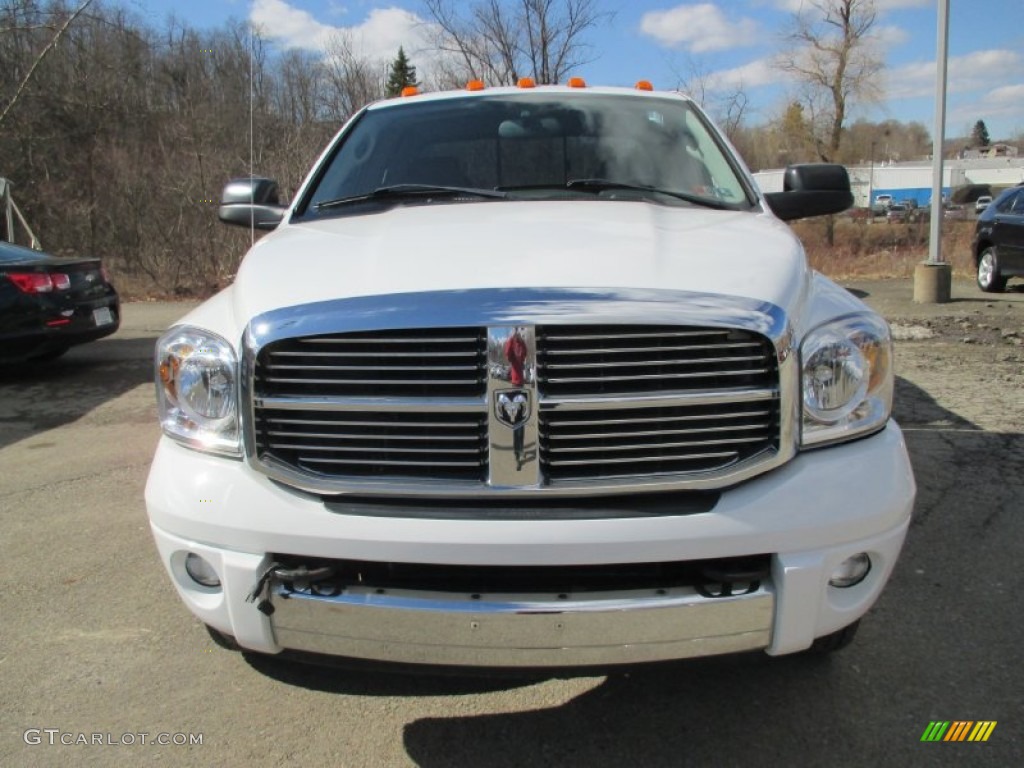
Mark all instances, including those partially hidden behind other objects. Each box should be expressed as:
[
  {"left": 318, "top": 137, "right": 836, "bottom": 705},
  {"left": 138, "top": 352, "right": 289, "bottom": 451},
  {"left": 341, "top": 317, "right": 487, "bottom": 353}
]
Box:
[{"left": 1, "top": 1, "right": 1020, "bottom": 295}]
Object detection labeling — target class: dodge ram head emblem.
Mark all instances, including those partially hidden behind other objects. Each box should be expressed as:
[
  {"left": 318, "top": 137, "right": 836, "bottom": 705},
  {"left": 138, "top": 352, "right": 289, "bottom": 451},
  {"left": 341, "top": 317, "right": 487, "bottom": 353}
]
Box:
[{"left": 495, "top": 390, "right": 530, "bottom": 428}]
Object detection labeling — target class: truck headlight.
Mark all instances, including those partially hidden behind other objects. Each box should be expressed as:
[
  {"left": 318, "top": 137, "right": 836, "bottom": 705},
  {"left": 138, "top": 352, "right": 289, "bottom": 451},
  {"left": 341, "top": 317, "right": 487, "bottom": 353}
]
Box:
[
  {"left": 156, "top": 327, "right": 240, "bottom": 456},
  {"left": 800, "top": 314, "right": 893, "bottom": 448}
]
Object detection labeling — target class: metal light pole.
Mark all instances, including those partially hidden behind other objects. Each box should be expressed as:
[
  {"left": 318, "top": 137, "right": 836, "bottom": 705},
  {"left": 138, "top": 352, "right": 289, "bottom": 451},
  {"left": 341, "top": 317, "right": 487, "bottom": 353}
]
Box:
[
  {"left": 868, "top": 141, "right": 876, "bottom": 215},
  {"left": 914, "top": 0, "right": 952, "bottom": 303}
]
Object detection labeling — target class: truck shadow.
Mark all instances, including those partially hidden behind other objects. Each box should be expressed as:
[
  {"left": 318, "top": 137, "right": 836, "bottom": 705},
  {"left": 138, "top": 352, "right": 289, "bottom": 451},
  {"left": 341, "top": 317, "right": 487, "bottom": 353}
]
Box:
[
  {"left": 243, "top": 652, "right": 543, "bottom": 697},
  {"left": 0, "top": 335, "right": 155, "bottom": 450}
]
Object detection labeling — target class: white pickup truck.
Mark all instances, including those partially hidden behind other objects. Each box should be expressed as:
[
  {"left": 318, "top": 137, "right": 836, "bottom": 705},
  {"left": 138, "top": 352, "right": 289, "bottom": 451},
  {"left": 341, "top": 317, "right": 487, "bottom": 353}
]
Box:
[{"left": 145, "top": 84, "right": 915, "bottom": 669}]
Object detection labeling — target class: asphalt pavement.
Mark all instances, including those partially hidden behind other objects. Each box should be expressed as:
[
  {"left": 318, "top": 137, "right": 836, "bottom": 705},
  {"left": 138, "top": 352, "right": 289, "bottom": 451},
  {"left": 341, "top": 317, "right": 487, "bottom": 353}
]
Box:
[{"left": 1, "top": 284, "right": 1021, "bottom": 767}]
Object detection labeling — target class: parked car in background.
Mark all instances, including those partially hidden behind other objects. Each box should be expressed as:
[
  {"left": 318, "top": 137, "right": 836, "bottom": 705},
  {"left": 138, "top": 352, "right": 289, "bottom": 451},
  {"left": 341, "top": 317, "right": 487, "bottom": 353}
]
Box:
[
  {"left": 0, "top": 241, "right": 120, "bottom": 362},
  {"left": 974, "top": 185, "right": 1024, "bottom": 292},
  {"left": 943, "top": 203, "right": 967, "bottom": 221},
  {"left": 975, "top": 195, "right": 993, "bottom": 214},
  {"left": 886, "top": 204, "right": 908, "bottom": 222},
  {"left": 872, "top": 194, "right": 893, "bottom": 216}
]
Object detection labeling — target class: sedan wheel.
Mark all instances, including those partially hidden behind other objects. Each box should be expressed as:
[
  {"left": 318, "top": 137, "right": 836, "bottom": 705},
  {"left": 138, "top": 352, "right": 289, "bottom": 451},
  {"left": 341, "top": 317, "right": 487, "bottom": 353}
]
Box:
[{"left": 977, "top": 248, "right": 1007, "bottom": 293}]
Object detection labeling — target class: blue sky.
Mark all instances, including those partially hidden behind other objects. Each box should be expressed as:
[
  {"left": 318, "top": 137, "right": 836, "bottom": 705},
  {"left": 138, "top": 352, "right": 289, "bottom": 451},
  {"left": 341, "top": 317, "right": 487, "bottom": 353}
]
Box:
[{"left": 119, "top": 0, "right": 1024, "bottom": 140}]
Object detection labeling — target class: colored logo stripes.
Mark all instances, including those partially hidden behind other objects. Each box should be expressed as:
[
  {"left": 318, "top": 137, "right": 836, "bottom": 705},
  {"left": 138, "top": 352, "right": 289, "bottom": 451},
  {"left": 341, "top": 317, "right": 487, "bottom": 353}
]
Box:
[{"left": 921, "top": 721, "right": 997, "bottom": 742}]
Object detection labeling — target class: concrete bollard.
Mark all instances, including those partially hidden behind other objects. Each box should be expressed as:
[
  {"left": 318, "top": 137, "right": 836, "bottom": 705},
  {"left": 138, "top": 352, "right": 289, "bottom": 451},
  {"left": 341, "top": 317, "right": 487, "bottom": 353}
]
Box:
[{"left": 913, "top": 262, "right": 952, "bottom": 304}]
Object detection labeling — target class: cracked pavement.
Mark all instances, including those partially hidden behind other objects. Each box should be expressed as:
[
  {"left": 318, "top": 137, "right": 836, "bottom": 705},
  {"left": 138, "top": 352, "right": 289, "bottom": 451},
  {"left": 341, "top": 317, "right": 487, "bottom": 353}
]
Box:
[{"left": 1, "top": 283, "right": 1021, "bottom": 767}]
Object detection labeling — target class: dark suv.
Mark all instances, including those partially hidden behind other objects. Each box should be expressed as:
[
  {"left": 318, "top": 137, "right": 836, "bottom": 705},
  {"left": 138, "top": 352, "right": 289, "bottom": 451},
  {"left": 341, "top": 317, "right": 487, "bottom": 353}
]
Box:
[{"left": 974, "top": 185, "right": 1024, "bottom": 292}]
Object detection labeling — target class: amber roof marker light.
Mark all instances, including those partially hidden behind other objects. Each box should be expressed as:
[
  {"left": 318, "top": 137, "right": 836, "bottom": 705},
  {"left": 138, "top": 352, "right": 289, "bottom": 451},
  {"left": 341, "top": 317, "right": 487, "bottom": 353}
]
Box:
[
  {"left": 400, "top": 86, "right": 419, "bottom": 97},
  {"left": 517, "top": 77, "right": 536, "bottom": 89},
  {"left": 567, "top": 77, "right": 587, "bottom": 88},
  {"left": 466, "top": 80, "right": 485, "bottom": 91},
  {"left": 635, "top": 80, "right": 654, "bottom": 91}
]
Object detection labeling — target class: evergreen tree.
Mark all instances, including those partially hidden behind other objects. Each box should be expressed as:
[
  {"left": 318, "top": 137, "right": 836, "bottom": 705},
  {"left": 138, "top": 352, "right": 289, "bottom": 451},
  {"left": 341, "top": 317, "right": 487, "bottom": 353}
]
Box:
[
  {"left": 971, "top": 119, "right": 991, "bottom": 147},
  {"left": 385, "top": 47, "right": 419, "bottom": 97}
]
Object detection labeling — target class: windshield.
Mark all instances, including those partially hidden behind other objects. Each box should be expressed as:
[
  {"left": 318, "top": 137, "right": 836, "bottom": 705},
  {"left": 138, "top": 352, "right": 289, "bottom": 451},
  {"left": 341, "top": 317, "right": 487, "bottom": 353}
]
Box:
[{"left": 297, "top": 93, "right": 754, "bottom": 218}]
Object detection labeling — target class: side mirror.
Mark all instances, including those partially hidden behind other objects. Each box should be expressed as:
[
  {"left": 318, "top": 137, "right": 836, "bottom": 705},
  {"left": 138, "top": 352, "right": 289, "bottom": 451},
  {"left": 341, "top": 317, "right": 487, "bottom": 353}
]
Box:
[
  {"left": 218, "top": 177, "right": 286, "bottom": 230},
  {"left": 763, "top": 164, "right": 853, "bottom": 222}
]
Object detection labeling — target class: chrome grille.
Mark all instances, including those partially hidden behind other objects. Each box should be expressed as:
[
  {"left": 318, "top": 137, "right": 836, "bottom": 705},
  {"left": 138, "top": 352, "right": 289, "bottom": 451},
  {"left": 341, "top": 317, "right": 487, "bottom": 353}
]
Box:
[
  {"left": 537, "top": 325, "right": 775, "bottom": 397},
  {"left": 254, "top": 408, "right": 487, "bottom": 481},
  {"left": 253, "top": 328, "right": 487, "bottom": 481},
  {"left": 256, "top": 328, "right": 487, "bottom": 398},
  {"left": 248, "top": 317, "right": 785, "bottom": 495},
  {"left": 540, "top": 398, "right": 778, "bottom": 482}
]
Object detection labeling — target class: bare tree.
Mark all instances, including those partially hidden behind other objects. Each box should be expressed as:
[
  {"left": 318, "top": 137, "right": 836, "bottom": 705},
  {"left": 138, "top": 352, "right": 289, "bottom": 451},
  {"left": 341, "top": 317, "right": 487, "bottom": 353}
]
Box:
[
  {"left": 422, "top": 0, "right": 607, "bottom": 86},
  {"left": 0, "top": 0, "right": 94, "bottom": 129},
  {"left": 776, "top": 0, "right": 883, "bottom": 163},
  {"left": 320, "top": 31, "right": 385, "bottom": 123},
  {"left": 672, "top": 56, "right": 750, "bottom": 142}
]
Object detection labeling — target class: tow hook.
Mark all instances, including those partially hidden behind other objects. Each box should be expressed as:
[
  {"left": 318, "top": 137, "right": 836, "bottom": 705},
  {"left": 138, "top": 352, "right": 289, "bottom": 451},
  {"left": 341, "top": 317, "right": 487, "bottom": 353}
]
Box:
[{"left": 696, "top": 563, "right": 770, "bottom": 598}]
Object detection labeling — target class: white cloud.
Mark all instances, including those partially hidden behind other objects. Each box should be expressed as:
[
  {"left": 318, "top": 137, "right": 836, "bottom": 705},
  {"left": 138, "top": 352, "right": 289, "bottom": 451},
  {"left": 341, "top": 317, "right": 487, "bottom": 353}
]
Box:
[
  {"left": 985, "top": 83, "right": 1024, "bottom": 105},
  {"left": 250, "top": 0, "right": 336, "bottom": 50},
  {"left": 703, "top": 58, "right": 780, "bottom": 90},
  {"left": 872, "top": 24, "right": 908, "bottom": 46},
  {"left": 640, "top": 4, "right": 759, "bottom": 52},
  {"left": 774, "top": 0, "right": 930, "bottom": 11},
  {"left": 950, "top": 83, "right": 1024, "bottom": 132},
  {"left": 887, "top": 50, "right": 1022, "bottom": 100},
  {"left": 874, "top": 0, "right": 931, "bottom": 8},
  {"left": 250, "top": 0, "right": 429, "bottom": 61}
]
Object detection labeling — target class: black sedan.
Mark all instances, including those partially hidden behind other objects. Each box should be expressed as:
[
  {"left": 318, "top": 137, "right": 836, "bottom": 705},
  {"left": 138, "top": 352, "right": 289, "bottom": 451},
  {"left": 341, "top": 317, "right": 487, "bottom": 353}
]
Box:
[
  {"left": 1, "top": 241, "right": 120, "bottom": 362},
  {"left": 974, "top": 184, "right": 1024, "bottom": 292}
]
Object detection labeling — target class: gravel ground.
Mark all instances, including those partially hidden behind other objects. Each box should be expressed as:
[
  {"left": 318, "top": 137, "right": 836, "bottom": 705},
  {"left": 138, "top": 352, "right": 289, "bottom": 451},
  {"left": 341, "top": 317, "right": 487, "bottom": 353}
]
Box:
[{"left": 0, "top": 279, "right": 1021, "bottom": 768}]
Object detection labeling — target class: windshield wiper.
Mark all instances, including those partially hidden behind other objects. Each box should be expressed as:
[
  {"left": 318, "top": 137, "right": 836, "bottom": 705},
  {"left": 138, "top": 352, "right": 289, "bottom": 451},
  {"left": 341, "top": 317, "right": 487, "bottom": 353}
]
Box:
[
  {"left": 565, "top": 178, "right": 732, "bottom": 209},
  {"left": 315, "top": 184, "right": 507, "bottom": 211}
]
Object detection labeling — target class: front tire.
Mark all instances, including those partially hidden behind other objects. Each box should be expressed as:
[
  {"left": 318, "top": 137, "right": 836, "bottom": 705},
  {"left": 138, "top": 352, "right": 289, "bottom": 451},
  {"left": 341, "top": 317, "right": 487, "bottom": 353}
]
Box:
[
  {"left": 805, "top": 620, "right": 860, "bottom": 654},
  {"left": 205, "top": 624, "right": 242, "bottom": 651},
  {"left": 977, "top": 247, "right": 1007, "bottom": 293}
]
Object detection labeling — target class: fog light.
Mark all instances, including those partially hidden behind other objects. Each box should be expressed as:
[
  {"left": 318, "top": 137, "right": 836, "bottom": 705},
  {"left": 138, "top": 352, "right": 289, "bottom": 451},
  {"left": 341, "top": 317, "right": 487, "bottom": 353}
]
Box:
[
  {"left": 829, "top": 553, "right": 871, "bottom": 588},
  {"left": 184, "top": 553, "right": 221, "bottom": 588}
]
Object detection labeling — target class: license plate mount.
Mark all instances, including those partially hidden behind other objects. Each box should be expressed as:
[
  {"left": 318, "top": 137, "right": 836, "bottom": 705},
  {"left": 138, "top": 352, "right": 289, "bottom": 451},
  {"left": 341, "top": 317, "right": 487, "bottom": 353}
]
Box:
[{"left": 92, "top": 307, "right": 114, "bottom": 327}]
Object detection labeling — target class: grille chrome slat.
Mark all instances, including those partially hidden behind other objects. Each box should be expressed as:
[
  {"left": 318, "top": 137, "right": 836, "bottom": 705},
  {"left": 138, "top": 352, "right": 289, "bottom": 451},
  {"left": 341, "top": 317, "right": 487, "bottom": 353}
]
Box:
[
  {"left": 267, "top": 431, "right": 480, "bottom": 442},
  {"left": 541, "top": 330, "right": 732, "bottom": 341},
  {"left": 540, "top": 343, "right": 764, "bottom": 356},
  {"left": 267, "top": 418, "right": 481, "bottom": 429},
  {"left": 544, "top": 368, "right": 770, "bottom": 384},
  {"left": 265, "top": 364, "right": 484, "bottom": 372},
  {"left": 547, "top": 409, "right": 771, "bottom": 427},
  {"left": 546, "top": 437, "right": 767, "bottom": 454},
  {"left": 547, "top": 451, "right": 739, "bottom": 467},
  {"left": 301, "top": 457, "right": 485, "bottom": 468},
  {"left": 542, "top": 389, "right": 775, "bottom": 410},
  {"left": 542, "top": 355, "right": 766, "bottom": 370},
  {"left": 547, "top": 424, "right": 772, "bottom": 440},
  {"left": 269, "top": 443, "right": 484, "bottom": 455},
  {"left": 270, "top": 350, "right": 481, "bottom": 359},
  {"left": 297, "top": 337, "right": 479, "bottom": 345},
  {"left": 263, "top": 377, "right": 479, "bottom": 386},
  {"left": 256, "top": 397, "right": 484, "bottom": 413}
]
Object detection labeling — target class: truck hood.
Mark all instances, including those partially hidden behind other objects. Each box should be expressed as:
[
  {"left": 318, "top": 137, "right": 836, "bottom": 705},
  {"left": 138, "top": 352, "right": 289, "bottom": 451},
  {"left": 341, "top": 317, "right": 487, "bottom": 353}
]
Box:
[{"left": 230, "top": 200, "right": 808, "bottom": 328}]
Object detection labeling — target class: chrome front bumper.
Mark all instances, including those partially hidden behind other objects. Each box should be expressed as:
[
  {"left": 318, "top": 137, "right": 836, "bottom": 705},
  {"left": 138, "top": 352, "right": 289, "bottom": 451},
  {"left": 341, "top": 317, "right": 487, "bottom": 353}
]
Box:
[{"left": 270, "top": 583, "right": 774, "bottom": 667}]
